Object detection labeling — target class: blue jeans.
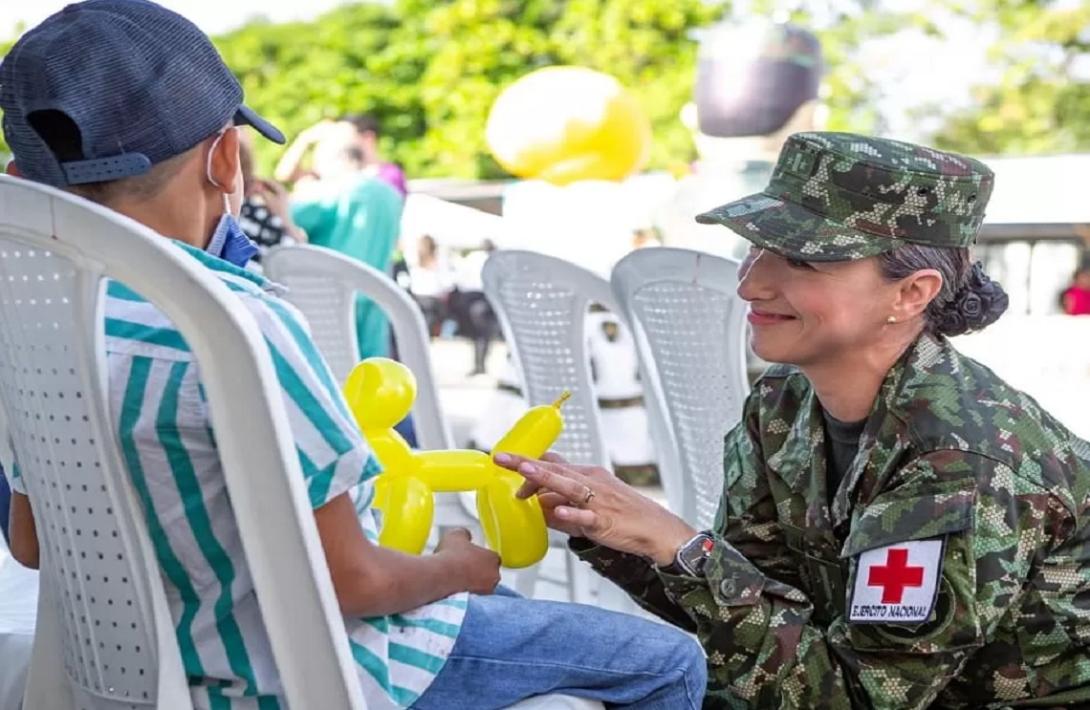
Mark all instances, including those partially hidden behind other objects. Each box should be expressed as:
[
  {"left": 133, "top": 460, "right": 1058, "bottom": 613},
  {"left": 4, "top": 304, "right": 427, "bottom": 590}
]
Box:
[{"left": 412, "top": 588, "right": 706, "bottom": 709}]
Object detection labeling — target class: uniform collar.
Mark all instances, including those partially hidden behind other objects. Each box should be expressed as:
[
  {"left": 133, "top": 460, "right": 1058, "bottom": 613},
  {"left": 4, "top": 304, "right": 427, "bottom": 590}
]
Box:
[
  {"left": 767, "top": 334, "right": 949, "bottom": 526},
  {"left": 879, "top": 331, "right": 963, "bottom": 424},
  {"left": 829, "top": 333, "right": 951, "bottom": 525}
]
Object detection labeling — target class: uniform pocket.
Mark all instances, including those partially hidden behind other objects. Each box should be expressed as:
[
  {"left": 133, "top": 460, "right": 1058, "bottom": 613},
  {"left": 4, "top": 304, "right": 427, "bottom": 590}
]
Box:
[{"left": 841, "top": 478, "right": 975, "bottom": 559}]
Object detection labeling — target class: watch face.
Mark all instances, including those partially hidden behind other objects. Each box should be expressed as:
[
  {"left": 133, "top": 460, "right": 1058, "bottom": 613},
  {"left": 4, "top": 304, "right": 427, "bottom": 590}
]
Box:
[{"left": 679, "top": 534, "right": 714, "bottom": 576}]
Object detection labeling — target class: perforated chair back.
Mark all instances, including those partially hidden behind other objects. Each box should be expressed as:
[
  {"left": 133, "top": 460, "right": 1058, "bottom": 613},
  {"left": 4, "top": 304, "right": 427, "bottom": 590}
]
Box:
[
  {"left": 264, "top": 245, "right": 452, "bottom": 450},
  {"left": 482, "top": 251, "right": 612, "bottom": 468},
  {"left": 611, "top": 248, "right": 749, "bottom": 529},
  {"left": 0, "top": 175, "right": 365, "bottom": 710}
]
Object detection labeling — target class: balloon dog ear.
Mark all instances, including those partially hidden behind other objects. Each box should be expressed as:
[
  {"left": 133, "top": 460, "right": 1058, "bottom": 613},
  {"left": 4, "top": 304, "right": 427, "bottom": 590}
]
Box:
[{"left": 344, "top": 357, "right": 417, "bottom": 429}]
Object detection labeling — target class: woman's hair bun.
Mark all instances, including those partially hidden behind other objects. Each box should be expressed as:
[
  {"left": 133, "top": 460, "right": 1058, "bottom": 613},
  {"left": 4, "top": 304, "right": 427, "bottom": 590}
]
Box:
[{"left": 934, "top": 261, "right": 1009, "bottom": 336}]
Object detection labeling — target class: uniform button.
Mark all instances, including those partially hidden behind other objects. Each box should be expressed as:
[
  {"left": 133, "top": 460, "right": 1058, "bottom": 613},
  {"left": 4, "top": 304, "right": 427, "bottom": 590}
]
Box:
[{"left": 720, "top": 578, "right": 736, "bottom": 597}]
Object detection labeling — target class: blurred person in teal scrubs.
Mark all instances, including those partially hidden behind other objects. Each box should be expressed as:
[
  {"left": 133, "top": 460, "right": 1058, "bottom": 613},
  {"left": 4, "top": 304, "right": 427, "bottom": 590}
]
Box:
[{"left": 289, "top": 125, "right": 404, "bottom": 360}]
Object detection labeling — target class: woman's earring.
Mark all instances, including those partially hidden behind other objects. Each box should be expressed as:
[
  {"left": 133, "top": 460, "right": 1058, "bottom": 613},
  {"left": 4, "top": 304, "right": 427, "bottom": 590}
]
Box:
[{"left": 886, "top": 315, "right": 897, "bottom": 324}]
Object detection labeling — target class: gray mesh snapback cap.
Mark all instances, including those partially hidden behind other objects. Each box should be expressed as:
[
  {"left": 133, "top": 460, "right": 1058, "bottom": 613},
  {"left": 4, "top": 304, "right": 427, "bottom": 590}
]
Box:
[{"left": 0, "top": 0, "right": 284, "bottom": 187}]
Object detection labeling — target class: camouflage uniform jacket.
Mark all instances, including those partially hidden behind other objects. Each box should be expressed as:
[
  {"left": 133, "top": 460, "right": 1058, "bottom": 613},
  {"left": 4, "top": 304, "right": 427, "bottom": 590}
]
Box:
[{"left": 571, "top": 333, "right": 1090, "bottom": 708}]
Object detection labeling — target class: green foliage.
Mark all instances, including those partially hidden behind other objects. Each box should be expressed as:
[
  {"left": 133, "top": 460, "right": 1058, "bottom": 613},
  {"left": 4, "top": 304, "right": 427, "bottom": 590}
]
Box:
[
  {"left": 218, "top": 0, "right": 725, "bottom": 178},
  {"left": 776, "top": 3, "right": 934, "bottom": 136},
  {"left": 1, "top": 0, "right": 1087, "bottom": 173},
  {"left": 215, "top": 3, "right": 420, "bottom": 172},
  {"left": 931, "top": 2, "right": 1090, "bottom": 155},
  {"left": 0, "top": 36, "right": 12, "bottom": 158}
]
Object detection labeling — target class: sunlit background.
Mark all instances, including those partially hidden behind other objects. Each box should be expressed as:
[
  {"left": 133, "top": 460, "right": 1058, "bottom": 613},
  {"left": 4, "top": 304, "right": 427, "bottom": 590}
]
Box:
[
  {"left": 3, "top": 0, "right": 1089, "bottom": 175},
  {"left": 2, "top": 0, "right": 1087, "bottom": 441}
]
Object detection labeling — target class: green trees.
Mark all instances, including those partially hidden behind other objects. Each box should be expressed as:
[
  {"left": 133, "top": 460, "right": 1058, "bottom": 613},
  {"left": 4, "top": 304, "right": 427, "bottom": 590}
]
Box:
[
  {"left": 216, "top": 0, "right": 722, "bottom": 177},
  {"left": 931, "top": 2, "right": 1090, "bottom": 155},
  {"left": 1, "top": 0, "right": 1087, "bottom": 172}
]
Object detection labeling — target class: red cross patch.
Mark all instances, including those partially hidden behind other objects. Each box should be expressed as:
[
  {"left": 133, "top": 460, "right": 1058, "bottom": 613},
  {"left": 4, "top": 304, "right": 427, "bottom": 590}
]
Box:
[{"left": 848, "top": 539, "right": 943, "bottom": 624}]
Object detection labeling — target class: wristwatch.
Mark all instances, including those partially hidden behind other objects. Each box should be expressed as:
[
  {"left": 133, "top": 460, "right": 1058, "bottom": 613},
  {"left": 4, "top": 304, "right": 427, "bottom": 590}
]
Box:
[{"left": 658, "top": 532, "right": 715, "bottom": 577}]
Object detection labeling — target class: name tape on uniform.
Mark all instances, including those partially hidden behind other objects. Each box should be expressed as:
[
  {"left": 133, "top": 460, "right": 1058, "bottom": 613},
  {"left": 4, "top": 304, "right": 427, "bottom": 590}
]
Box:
[{"left": 848, "top": 538, "right": 943, "bottom": 624}]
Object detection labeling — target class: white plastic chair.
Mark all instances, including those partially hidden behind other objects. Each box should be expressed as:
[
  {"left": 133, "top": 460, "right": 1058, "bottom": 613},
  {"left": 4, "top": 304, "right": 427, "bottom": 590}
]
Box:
[
  {"left": 482, "top": 251, "right": 631, "bottom": 607},
  {"left": 265, "top": 244, "right": 603, "bottom": 709},
  {"left": 0, "top": 175, "right": 366, "bottom": 709},
  {"left": 482, "top": 251, "right": 613, "bottom": 467},
  {"left": 611, "top": 247, "right": 750, "bottom": 530},
  {"left": 263, "top": 244, "right": 479, "bottom": 533},
  {"left": 263, "top": 244, "right": 451, "bottom": 449}
]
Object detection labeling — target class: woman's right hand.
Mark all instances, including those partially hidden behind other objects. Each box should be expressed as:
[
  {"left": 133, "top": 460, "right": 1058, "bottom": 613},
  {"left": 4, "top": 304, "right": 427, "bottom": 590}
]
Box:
[
  {"left": 434, "top": 528, "right": 501, "bottom": 595},
  {"left": 495, "top": 452, "right": 697, "bottom": 565},
  {"left": 537, "top": 491, "right": 590, "bottom": 538}
]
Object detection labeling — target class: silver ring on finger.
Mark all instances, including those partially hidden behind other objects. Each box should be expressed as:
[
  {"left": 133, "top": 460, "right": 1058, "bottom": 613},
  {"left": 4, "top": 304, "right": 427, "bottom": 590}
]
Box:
[{"left": 581, "top": 486, "right": 596, "bottom": 507}]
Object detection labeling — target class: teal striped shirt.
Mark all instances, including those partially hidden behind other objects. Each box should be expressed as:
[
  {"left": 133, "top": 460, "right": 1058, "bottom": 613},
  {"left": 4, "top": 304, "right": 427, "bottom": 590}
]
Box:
[{"left": 12, "top": 243, "right": 465, "bottom": 709}]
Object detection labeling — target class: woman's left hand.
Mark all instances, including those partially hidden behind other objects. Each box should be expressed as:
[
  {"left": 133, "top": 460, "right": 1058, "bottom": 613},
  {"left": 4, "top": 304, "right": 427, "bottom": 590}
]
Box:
[{"left": 492, "top": 452, "right": 697, "bottom": 565}]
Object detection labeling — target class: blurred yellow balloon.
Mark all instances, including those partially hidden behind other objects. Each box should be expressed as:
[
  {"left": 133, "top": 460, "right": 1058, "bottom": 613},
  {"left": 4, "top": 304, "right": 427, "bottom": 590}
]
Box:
[{"left": 486, "top": 66, "right": 652, "bottom": 185}]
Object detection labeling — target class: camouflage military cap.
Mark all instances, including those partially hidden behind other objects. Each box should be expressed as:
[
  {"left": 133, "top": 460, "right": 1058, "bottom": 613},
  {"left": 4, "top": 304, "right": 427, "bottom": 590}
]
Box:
[{"left": 695, "top": 132, "right": 994, "bottom": 261}]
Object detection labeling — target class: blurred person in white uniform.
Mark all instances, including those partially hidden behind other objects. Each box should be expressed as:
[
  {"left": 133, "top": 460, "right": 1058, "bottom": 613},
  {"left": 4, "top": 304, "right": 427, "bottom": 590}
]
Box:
[
  {"left": 408, "top": 234, "right": 454, "bottom": 337},
  {"left": 451, "top": 241, "right": 502, "bottom": 378}
]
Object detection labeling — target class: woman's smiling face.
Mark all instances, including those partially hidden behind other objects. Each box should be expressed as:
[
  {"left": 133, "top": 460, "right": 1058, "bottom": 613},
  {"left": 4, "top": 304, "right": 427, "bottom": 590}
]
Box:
[{"left": 736, "top": 247, "right": 902, "bottom": 367}]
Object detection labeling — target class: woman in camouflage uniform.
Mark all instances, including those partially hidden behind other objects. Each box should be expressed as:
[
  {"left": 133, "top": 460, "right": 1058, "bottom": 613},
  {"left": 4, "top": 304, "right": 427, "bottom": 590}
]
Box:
[{"left": 496, "top": 132, "right": 1090, "bottom": 708}]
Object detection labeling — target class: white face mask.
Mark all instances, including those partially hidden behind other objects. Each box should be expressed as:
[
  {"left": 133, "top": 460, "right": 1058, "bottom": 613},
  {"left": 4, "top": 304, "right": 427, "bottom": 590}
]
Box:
[{"left": 206, "top": 126, "right": 243, "bottom": 217}]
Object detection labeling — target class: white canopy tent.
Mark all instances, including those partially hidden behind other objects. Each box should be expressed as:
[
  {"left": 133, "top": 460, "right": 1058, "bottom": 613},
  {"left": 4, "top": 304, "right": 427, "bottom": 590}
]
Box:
[{"left": 400, "top": 191, "right": 504, "bottom": 253}]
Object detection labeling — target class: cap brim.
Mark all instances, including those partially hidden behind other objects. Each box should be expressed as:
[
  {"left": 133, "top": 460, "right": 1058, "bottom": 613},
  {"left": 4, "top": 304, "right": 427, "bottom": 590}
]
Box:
[
  {"left": 695, "top": 192, "right": 903, "bottom": 262},
  {"left": 234, "top": 105, "right": 285, "bottom": 145}
]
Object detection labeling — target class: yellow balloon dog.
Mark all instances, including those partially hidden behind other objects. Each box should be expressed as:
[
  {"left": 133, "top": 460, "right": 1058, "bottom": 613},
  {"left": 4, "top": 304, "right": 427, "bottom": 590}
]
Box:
[{"left": 343, "top": 358, "right": 569, "bottom": 568}]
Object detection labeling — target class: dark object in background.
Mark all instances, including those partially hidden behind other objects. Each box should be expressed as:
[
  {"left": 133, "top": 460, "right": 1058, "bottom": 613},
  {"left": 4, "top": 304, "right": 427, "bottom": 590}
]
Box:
[
  {"left": 695, "top": 22, "right": 823, "bottom": 138},
  {"left": 449, "top": 289, "right": 501, "bottom": 375},
  {"left": 416, "top": 296, "right": 446, "bottom": 337},
  {"left": 0, "top": 465, "right": 10, "bottom": 545},
  {"left": 238, "top": 198, "right": 289, "bottom": 261}
]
